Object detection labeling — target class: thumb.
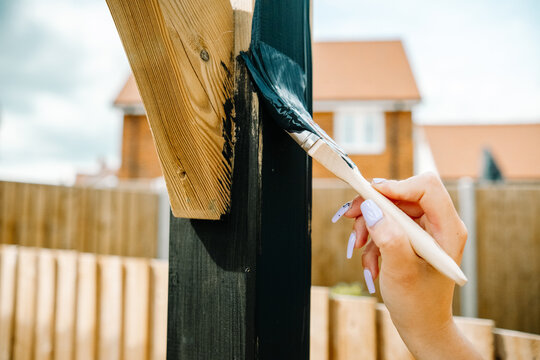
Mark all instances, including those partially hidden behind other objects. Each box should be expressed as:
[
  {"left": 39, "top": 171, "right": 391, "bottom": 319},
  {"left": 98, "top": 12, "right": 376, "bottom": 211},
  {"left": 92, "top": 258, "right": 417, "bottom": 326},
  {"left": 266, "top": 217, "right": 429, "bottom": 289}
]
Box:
[{"left": 360, "top": 199, "right": 418, "bottom": 270}]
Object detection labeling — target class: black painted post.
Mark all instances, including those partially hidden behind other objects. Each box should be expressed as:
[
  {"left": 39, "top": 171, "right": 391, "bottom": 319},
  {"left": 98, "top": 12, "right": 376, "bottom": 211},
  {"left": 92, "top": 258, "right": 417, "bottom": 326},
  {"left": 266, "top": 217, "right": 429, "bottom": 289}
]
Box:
[{"left": 166, "top": 0, "right": 312, "bottom": 359}]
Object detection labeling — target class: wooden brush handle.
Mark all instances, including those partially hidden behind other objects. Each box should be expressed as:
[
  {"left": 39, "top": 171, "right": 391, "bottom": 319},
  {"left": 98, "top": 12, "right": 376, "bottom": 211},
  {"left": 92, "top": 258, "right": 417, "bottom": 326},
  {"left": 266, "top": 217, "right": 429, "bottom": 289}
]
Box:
[{"left": 309, "top": 139, "right": 468, "bottom": 286}]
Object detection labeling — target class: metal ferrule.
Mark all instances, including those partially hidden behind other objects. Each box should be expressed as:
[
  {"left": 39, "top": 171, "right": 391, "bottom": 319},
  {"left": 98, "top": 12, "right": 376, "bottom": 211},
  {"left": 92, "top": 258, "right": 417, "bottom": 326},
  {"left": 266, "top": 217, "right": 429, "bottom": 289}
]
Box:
[{"left": 288, "top": 130, "right": 320, "bottom": 151}]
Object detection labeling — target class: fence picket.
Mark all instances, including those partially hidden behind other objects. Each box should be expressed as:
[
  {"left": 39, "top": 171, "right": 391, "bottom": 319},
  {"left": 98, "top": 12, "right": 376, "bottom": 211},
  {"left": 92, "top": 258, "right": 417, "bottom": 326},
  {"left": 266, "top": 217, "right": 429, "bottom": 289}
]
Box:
[
  {"left": 98, "top": 256, "right": 123, "bottom": 360},
  {"left": 149, "top": 260, "right": 168, "bottom": 360},
  {"left": 0, "top": 245, "right": 18, "bottom": 360},
  {"left": 76, "top": 253, "right": 98, "bottom": 360},
  {"left": 123, "top": 258, "right": 150, "bottom": 360},
  {"left": 310, "top": 286, "right": 329, "bottom": 360},
  {"left": 330, "top": 295, "right": 377, "bottom": 360},
  {"left": 54, "top": 250, "right": 77, "bottom": 360},
  {"left": 13, "top": 247, "right": 38, "bottom": 360},
  {"left": 34, "top": 249, "right": 56, "bottom": 360}
]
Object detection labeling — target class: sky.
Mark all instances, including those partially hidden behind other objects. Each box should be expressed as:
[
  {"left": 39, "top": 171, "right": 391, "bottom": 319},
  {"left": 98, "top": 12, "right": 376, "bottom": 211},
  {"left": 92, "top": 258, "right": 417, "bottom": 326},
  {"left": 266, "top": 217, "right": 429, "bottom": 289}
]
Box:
[{"left": 0, "top": 0, "right": 539, "bottom": 184}]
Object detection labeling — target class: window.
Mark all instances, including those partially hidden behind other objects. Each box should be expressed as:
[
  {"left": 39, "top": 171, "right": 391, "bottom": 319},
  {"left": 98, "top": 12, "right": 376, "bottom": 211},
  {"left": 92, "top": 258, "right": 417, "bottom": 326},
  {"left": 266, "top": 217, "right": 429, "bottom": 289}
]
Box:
[{"left": 334, "top": 109, "right": 385, "bottom": 154}]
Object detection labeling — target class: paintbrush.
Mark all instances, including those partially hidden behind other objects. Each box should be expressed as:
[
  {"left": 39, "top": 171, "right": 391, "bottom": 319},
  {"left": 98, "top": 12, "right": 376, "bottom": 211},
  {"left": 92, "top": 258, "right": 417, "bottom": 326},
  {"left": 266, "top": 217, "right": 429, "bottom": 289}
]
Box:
[{"left": 241, "top": 42, "right": 467, "bottom": 286}]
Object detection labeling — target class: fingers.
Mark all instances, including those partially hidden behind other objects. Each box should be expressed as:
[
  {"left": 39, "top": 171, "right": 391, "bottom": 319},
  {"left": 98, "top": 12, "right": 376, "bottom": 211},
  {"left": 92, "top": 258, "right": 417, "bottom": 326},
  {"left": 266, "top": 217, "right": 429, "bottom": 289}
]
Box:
[
  {"left": 353, "top": 216, "right": 369, "bottom": 249},
  {"left": 360, "top": 199, "right": 418, "bottom": 272},
  {"left": 362, "top": 239, "right": 380, "bottom": 278},
  {"left": 372, "top": 172, "right": 458, "bottom": 229}
]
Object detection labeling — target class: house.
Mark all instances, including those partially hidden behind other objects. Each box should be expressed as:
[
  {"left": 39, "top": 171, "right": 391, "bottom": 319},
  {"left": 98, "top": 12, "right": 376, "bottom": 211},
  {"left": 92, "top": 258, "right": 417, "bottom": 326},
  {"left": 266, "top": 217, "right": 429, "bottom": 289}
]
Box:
[
  {"left": 420, "top": 123, "right": 540, "bottom": 180},
  {"left": 312, "top": 41, "right": 420, "bottom": 180},
  {"left": 113, "top": 40, "right": 421, "bottom": 181}
]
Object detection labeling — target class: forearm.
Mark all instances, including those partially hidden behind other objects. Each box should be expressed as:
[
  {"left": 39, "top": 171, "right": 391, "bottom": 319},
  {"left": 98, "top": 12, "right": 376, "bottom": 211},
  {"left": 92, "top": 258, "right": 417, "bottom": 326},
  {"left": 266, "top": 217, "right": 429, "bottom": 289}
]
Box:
[{"left": 398, "top": 320, "right": 483, "bottom": 360}]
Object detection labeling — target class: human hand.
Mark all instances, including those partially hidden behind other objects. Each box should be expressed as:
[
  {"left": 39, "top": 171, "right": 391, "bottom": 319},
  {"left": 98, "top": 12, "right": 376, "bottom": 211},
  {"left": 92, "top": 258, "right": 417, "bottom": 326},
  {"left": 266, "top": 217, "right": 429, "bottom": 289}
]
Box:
[{"left": 335, "top": 172, "right": 481, "bottom": 359}]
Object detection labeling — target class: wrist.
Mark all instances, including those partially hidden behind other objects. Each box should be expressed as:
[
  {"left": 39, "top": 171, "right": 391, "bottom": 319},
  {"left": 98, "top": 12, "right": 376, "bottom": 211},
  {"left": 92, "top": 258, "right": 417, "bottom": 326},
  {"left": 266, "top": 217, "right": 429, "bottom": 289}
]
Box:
[{"left": 397, "top": 319, "right": 482, "bottom": 360}]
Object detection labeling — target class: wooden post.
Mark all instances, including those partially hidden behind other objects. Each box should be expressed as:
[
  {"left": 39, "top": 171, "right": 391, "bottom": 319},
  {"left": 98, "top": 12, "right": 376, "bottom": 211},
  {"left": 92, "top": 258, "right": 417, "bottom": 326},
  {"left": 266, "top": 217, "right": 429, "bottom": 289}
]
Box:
[{"left": 166, "top": 0, "right": 312, "bottom": 358}]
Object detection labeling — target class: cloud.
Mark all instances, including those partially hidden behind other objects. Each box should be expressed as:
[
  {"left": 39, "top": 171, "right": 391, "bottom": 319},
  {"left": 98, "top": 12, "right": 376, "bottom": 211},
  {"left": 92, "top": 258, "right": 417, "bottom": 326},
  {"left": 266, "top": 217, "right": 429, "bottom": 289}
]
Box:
[{"left": 0, "top": 0, "right": 130, "bottom": 183}]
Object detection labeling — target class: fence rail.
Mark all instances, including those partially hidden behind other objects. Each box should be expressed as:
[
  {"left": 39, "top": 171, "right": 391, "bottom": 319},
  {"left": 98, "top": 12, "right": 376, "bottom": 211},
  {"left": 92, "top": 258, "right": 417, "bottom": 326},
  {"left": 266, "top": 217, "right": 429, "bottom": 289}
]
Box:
[
  {"left": 0, "top": 181, "right": 159, "bottom": 258},
  {"left": 1, "top": 245, "right": 538, "bottom": 360}
]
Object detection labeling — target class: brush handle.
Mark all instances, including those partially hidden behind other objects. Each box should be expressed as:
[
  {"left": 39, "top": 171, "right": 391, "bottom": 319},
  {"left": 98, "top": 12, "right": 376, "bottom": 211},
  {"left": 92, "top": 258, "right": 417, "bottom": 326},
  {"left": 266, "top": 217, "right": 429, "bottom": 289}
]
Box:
[{"left": 308, "top": 139, "right": 468, "bottom": 286}]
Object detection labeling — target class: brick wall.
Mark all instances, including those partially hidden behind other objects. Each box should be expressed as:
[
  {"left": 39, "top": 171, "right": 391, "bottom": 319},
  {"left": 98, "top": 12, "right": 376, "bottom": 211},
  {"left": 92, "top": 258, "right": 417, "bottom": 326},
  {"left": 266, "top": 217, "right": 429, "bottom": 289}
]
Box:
[
  {"left": 118, "top": 115, "right": 162, "bottom": 179},
  {"left": 312, "top": 111, "right": 413, "bottom": 180}
]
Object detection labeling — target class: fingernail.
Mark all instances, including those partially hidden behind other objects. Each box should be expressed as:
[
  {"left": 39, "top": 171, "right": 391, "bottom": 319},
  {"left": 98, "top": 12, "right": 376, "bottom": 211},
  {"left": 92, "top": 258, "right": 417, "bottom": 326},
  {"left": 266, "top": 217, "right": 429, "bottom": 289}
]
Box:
[
  {"left": 332, "top": 202, "right": 351, "bottom": 223},
  {"left": 361, "top": 199, "right": 383, "bottom": 227},
  {"left": 364, "top": 268, "right": 376, "bottom": 294},
  {"left": 372, "top": 178, "right": 386, "bottom": 184},
  {"left": 346, "top": 232, "right": 356, "bottom": 259}
]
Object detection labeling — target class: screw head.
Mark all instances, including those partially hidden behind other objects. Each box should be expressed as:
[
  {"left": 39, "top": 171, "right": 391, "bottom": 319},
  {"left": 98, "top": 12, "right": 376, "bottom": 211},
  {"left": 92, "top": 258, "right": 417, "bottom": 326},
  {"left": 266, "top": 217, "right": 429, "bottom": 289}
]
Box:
[{"left": 200, "top": 49, "right": 209, "bottom": 62}]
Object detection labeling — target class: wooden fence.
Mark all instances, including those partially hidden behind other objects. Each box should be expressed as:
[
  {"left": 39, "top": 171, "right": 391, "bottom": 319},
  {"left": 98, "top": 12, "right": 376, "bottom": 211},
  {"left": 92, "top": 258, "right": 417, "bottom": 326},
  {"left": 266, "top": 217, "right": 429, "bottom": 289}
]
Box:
[
  {"left": 312, "top": 179, "right": 540, "bottom": 334},
  {"left": 0, "top": 245, "right": 167, "bottom": 360},
  {"left": 1, "top": 245, "right": 538, "bottom": 360},
  {"left": 0, "top": 181, "right": 159, "bottom": 258}
]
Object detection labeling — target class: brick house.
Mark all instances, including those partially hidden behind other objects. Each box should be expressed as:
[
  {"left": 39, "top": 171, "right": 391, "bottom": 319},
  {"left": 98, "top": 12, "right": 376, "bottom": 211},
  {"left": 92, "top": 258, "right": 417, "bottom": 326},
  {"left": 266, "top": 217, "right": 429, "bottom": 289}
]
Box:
[{"left": 114, "top": 40, "right": 420, "bottom": 180}]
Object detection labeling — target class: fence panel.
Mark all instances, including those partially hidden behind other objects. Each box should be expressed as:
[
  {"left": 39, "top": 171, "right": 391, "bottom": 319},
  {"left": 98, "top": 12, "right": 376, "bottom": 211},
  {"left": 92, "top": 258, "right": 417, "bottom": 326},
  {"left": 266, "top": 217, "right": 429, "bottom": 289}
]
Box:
[
  {"left": 476, "top": 184, "right": 540, "bottom": 334},
  {"left": 0, "top": 245, "right": 538, "bottom": 359},
  {"left": 0, "top": 181, "right": 159, "bottom": 258}
]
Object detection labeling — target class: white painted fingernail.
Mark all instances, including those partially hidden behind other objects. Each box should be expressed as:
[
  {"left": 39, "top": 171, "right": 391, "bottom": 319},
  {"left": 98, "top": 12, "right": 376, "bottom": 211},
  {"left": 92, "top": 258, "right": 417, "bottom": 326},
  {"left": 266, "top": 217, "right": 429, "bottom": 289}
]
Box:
[
  {"left": 361, "top": 200, "right": 383, "bottom": 227},
  {"left": 372, "top": 178, "right": 386, "bottom": 184},
  {"left": 364, "top": 268, "right": 376, "bottom": 294},
  {"left": 332, "top": 202, "right": 351, "bottom": 223},
  {"left": 346, "top": 232, "right": 356, "bottom": 259}
]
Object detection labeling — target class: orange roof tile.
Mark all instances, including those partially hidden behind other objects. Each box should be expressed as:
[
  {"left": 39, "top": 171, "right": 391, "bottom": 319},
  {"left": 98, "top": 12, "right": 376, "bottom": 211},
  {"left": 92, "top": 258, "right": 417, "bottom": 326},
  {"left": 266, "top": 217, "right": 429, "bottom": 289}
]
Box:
[
  {"left": 313, "top": 41, "right": 421, "bottom": 101},
  {"left": 422, "top": 124, "right": 540, "bottom": 179},
  {"left": 114, "top": 75, "right": 142, "bottom": 106}
]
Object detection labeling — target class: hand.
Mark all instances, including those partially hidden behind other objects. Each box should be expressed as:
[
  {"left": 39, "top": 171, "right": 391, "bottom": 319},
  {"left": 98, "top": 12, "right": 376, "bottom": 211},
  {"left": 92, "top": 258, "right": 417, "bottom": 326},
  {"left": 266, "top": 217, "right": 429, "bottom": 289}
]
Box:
[{"left": 340, "top": 172, "right": 481, "bottom": 359}]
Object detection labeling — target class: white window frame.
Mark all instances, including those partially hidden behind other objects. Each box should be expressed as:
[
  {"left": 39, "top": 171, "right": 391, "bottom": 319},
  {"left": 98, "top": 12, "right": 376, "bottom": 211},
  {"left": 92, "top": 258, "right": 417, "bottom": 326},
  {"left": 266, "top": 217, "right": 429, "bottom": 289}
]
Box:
[{"left": 333, "top": 108, "right": 386, "bottom": 155}]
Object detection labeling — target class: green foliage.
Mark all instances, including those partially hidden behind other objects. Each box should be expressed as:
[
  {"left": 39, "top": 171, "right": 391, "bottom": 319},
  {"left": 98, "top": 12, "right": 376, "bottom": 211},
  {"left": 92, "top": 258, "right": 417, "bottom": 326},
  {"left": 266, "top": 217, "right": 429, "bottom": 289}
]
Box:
[{"left": 330, "top": 282, "right": 369, "bottom": 297}]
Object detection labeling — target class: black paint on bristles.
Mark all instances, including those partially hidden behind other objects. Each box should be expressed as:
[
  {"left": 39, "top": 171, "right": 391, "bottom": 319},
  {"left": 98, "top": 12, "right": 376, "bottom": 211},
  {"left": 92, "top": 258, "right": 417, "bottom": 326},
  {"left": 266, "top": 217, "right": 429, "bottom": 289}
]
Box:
[
  {"left": 240, "top": 43, "right": 316, "bottom": 135},
  {"left": 240, "top": 42, "right": 356, "bottom": 170}
]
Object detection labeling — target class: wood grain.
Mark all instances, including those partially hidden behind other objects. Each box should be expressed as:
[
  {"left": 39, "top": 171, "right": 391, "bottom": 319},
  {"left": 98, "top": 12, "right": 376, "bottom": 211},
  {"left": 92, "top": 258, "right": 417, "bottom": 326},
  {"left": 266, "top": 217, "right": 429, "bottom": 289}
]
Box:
[
  {"left": 123, "top": 258, "right": 150, "bottom": 360},
  {"left": 98, "top": 256, "right": 123, "bottom": 360},
  {"left": 13, "top": 247, "right": 38, "bottom": 360},
  {"left": 149, "top": 260, "right": 168, "bottom": 360},
  {"left": 76, "top": 253, "right": 98, "bottom": 360},
  {"left": 329, "top": 295, "right": 377, "bottom": 360},
  {"left": 476, "top": 184, "right": 540, "bottom": 334},
  {"left": 34, "top": 249, "right": 56, "bottom": 360},
  {"left": 54, "top": 250, "right": 77, "bottom": 360},
  {"left": 0, "top": 181, "right": 159, "bottom": 258},
  {"left": 494, "top": 328, "right": 540, "bottom": 359},
  {"left": 310, "top": 286, "right": 329, "bottom": 360},
  {"left": 106, "top": 0, "right": 236, "bottom": 219},
  {"left": 0, "top": 246, "right": 18, "bottom": 360}
]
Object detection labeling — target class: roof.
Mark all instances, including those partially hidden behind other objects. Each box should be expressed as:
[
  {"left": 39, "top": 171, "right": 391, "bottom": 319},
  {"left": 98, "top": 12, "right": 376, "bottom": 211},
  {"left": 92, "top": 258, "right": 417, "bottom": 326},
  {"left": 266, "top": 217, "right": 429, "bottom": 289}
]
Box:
[
  {"left": 313, "top": 41, "right": 421, "bottom": 101},
  {"left": 114, "top": 75, "right": 142, "bottom": 106},
  {"left": 422, "top": 123, "right": 540, "bottom": 179},
  {"left": 114, "top": 41, "right": 421, "bottom": 107}
]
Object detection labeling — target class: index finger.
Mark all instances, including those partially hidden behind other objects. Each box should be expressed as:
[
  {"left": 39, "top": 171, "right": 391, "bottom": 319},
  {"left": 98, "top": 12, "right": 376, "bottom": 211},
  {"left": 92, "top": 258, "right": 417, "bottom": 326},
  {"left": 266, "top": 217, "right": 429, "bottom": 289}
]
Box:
[{"left": 372, "top": 172, "right": 459, "bottom": 230}]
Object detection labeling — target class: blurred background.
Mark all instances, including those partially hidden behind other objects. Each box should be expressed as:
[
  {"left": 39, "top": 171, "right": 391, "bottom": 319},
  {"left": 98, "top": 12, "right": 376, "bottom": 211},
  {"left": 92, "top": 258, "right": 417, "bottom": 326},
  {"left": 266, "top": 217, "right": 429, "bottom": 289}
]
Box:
[{"left": 0, "top": 0, "right": 538, "bottom": 358}]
